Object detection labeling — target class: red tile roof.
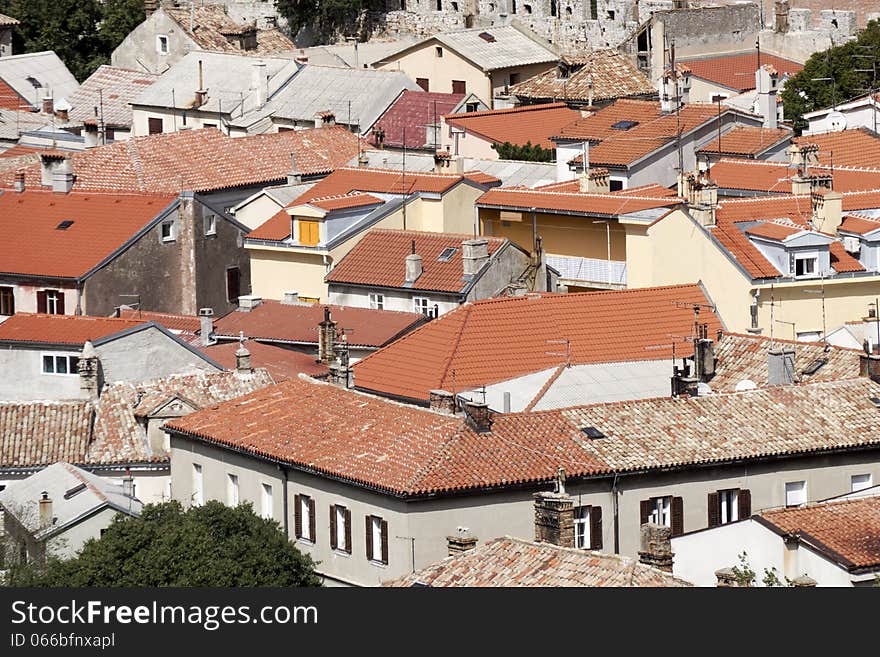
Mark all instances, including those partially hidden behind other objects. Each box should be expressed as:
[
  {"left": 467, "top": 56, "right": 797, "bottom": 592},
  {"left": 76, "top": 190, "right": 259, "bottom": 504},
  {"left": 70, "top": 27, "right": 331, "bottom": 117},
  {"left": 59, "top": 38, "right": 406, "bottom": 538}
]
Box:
[
  {"left": 353, "top": 284, "right": 724, "bottom": 402},
  {"left": 0, "top": 78, "right": 24, "bottom": 111},
  {"left": 325, "top": 229, "right": 506, "bottom": 293},
  {"left": 0, "top": 313, "right": 147, "bottom": 345},
  {"left": 760, "top": 496, "right": 880, "bottom": 571},
  {"left": 306, "top": 192, "right": 385, "bottom": 211},
  {"left": 683, "top": 52, "right": 803, "bottom": 92},
  {"left": 117, "top": 309, "right": 202, "bottom": 333},
  {"left": 710, "top": 158, "right": 880, "bottom": 194},
  {"left": 249, "top": 167, "right": 495, "bottom": 241},
  {"left": 444, "top": 102, "right": 582, "bottom": 149},
  {"left": 0, "top": 190, "right": 175, "bottom": 279},
  {"left": 744, "top": 220, "right": 802, "bottom": 241},
  {"left": 200, "top": 341, "right": 329, "bottom": 380},
  {"left": 829, "top": 241, "right": 866, "bottom": 273},
  {"left": 372, "top": 90, "right": 464, "bottom": 149},
  {"left": 697, "top": 126, "right": 791, "bottom": 157},
  {"left": 212, "top": 299, "right": 424, "bottom": 348},
  {"left": 476, "top": 186, "right": 679, "bottom": 216},
  {"left": 840, "top": 214, "right": 880, "bottom": 235},
  {"left": 794, "top": 129, "right": 880, "bottom": 168},
  {"left": 1, "top": 127, "right": 365, "bottom": 194}
]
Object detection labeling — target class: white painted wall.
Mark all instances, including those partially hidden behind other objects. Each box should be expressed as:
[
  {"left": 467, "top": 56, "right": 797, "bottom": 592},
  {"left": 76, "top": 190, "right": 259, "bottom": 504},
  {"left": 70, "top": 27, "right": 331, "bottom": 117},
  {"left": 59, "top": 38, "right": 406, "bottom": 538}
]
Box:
[{"left": 328, "top": 286, "right": 459, "bottom": 316}]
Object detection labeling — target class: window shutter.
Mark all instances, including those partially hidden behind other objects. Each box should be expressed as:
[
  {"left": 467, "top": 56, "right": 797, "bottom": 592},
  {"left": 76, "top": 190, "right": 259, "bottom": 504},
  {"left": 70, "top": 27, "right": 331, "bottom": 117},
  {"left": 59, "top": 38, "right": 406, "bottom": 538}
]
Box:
[
  {"left": 639, "top": 499, "right": 651, "bottom": 525},
  {"left": 36, "top": 291, "right": 47, "bottom": 314},
  {"left": 590, "top": 505, "right": 603, "bottom": 550},
  {"left": 56, "top": 291, "right": 65, "bottom": 315},
  {"left": 329, "top": 505, "right": 337, "bottom": 550},
  {"left": 365, "top": 515, "right": 373, "bottom": 560},
  {"left": 738, "top": 489, "right": 752, "bottom": 520},
  {"left": 671, "top": 497, "right": 684, "bottom": 537},
  {"left": 293, "top": 494, "right": 302, "bottom": 539},
  {"left": 380, "top": 519, "right": 389, "bottom": 565},
  {"left": 344, "top": 508, "right": 352, "bottom": 553},
  {"left": 308, "top": 498, "right": 316, "bottom": 541},
  {"left": 707, "top": 492, "right": 721, "bottom": 528}
]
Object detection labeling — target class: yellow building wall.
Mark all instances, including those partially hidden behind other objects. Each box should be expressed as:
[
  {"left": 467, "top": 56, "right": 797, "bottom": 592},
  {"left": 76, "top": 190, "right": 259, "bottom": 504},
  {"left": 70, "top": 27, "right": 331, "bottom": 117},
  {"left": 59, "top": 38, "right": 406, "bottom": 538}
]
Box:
[
  {"left": 376, "top": 43, "right": 492, "bottom": 101},
  {"left": 247, "top": 247, "right": 329, "bottom": 302}
]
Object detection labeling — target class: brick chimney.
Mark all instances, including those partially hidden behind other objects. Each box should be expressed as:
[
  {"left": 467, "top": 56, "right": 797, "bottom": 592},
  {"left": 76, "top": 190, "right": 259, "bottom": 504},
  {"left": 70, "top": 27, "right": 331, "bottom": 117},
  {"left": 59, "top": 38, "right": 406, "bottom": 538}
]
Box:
[
  {"left": 199, "top": 308, "right": 214, "bottom": 346},
  {"left": 462, "top": 238, "right": 489, "bottom": 278},
  {"left": 447, "top": 528, "right": 478, "bottom": 556},
  {"left": 533, "top": 488, "right": 575, "bottom": 548},
  {"left": 429, "top": 389, "right": 456, "bottom": 414},
  {"left": 13, "top": 170, "right": 25, "bottom": 193},
  {"left": 77, "top": 340, "right": 100, "bottom": 400},
  {"left": 638, "top": 523, "right": 673, "bottom": 572},
  {"left": 811, "top": 189, "right": 843, "bottom": 234},
  {"left": 41, "top": 93, "right": 54, "bottom": 116},
  {"left": 462, "top": 399, "right": 493, "bottom": 432},
  {"left": 38, "top": 491, "right": 53, "bottom": 529},
  {"left": 317, "top": 306, "right": 337, "bottom": 365}
]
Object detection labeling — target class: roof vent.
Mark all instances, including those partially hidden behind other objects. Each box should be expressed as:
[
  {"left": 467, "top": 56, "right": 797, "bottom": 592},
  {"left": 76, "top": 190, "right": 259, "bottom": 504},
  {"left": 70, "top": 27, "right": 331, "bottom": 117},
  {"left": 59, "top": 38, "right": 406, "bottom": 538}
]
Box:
[
  {"left": 63, "top": 482, "right": 87, "bottom": 499},
  {"left": 611, "top": 120, "right": 639, "bottom": 130},
  {"left": 870, "top": 396, "right": 880, "bottom": 408},
  {"left": 437, "top": 247, "right": 458, "bottom": 262},
  {"left": 478, "top": 32, "right": 496, "bottom": 43},
  {"left": 581, "top": 426, "right": 605, "bottom": 439},
  {"left": 56, "top": 220, "right": 74, "bottom": 230}
]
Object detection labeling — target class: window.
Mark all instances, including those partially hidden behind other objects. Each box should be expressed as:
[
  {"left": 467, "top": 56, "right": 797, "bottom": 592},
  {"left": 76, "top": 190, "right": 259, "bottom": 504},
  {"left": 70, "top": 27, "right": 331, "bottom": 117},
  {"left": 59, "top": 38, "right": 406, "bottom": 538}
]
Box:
[
  {"left": 785, "top": 481, "right": 807, "bottom": 507},
  {"left": 416, "top": 77, "right": 430, "bottom": 92},
  {"left": 851, "top": 473, "right": 873, "bottom": 492},
  {"left": 550, "top": 0, "right": 557, "bottom": 16},
  {"left": 523, "top": 3, "right": 532, "bottom": 13},
  {"left": 226, "top": 267, "right": 241, "bottom": 303},
  {"left": 192, "top": 464, "right": 203, "bottom": 506},
  {"left": 589, "top": 0, "right": 597, "bottom": 19},
  {"left": 156, "top": 35, "right": 169, "bottom": 54},
  {"left": 435, "top": 46, "right": 443, "bottom": 57},
  {"left": 261, "top": 483, "right": 273, "bottom": 519},
  {"left": 42, "top": 354, "right": 79, "bottom": 375},
  {"left": 794, "top": 255, "right": 817, "bottom": 277},
  {"left": 204, "top": 214, "right": 217, "bottom": 236},
  {"left": 330, "top": 504, "right": 352, "bottom": 553},
  {"left": 148, "top": 117, "right": 163, "bottom": 135},
  {"left": 641, "top": 495, "right": 684, "bottom": 536},
  {"left": 294, "top": 494, "right": 315, "bottom": 542},
  {"left": 451, "top": 0, "right": 458, "bottom": 9},
  {"left": 366, "top": 514, "right": 388, "bottom": 564},
  {"left": 160, "top": 220, "right": 175, "bottom": 242},
  {"left": 452, "top": 80, "right": 466, "bottom": 94},
  {"left": 511, "top": 0, "right": 516, "bottom": 12},
  {"left": 36, "top": 289, "right": 64, "bottom": 315},
  {"left": 298, "top": 220, "right": 320, "bottom": 246},
  {"left": 0, "top": 286, "right": 13, "bottom": 315},
  {"left": 369, "top": 293, "right": 384, "bottom": 310},
  {"left": 574, "top": 505, "right": 602, "bottom": 549},
  {"left": 466, "top": 102, "right": 479, "bottom": 112},
  {"left": 708, "top": 488, "right": 751, "bottom": 527},
  {"left": 508, "top": 73, "right": 519, "bottom": 86},
  {"left": 606, "top": 9, "right": 615, "bottom": 19},
  {"left": 609, "top": 180, "right": 624, "bottom": 192},
  {"left": 413, "top": 296, "right": 430, "bottom": 315},
  {"left": 227, "top": 473, "right": 239, "bottom": 506}
]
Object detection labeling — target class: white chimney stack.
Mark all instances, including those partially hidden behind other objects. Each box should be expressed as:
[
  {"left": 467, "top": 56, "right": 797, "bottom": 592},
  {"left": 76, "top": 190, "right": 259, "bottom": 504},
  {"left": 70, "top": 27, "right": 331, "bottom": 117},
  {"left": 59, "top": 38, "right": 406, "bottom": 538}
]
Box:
[
  {"left": 251, "top": 60, "right": 268, "bottom": 110},
  {"left": 756, "top": 65, "right": 779, "bottom": 129}
]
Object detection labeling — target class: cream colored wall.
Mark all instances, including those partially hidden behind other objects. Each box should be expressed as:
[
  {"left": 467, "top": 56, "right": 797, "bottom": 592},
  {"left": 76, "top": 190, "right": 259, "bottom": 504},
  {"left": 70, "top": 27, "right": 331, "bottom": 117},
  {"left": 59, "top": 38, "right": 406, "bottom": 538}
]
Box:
[
  {"left": 376, "top": 42, "right": 491, "bottom": 101},
  {"left": 247, "top": 245, "right": 329, "bottom": 302},
  {"left": 234, "top": 195, "right": 284, "bottom": 231},
  {"left": 439, "top": 116, "right": 500, "bottom": 159},
  {"left": 687, "top": 76, "right": 735, "bottom": 103},
  {"left": 131, "top": 107, "right": 227, "bottom": 138}
]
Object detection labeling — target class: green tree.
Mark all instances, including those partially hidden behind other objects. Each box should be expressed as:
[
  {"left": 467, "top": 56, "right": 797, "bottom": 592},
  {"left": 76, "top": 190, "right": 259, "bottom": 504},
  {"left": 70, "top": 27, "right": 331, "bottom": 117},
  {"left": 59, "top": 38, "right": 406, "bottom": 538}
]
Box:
[
  {"left": 492, "top": 140, "right": 554, "bottom": 162},
  {"left": 5, "top": 501, "right": 321, "bottom": 587},
  {"left": 275, "top": 0, "right": 367, "bottom": 41}
]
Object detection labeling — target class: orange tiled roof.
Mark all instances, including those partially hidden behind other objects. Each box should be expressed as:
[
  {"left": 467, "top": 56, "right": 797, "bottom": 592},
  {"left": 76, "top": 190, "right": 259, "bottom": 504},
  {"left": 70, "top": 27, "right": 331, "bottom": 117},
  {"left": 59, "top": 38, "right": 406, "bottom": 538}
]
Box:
[
  {"left": 698, "top": 126, "right": 791, "bottom": 157},
  {"left": 683, "top": 52, "right": 802, "bottom": 92},
  {"left": 117, "top": 309, "right": 202, "bottom": 333},
  {"left": 476, "top": 186, "right": 679, "bottom": 216},
  {"left": 1, "top": 127, "right": 365, "bottom": 194},
  {"left": 352, "top": 284, "right": 724, "bottom": 402},
  {"left": 444, "top": 103, "right": 582, "bottom": 149},
  {"left": 840, "top": 214, "right": 880, "bottom": 235},
  {"left": 0, "top": 313, "right": 147, "bottom": 345},
  {"left": 325, "top": 229, "right": 506, "bottom": 293},
  {"left": 0, "top": 190, "right": 176, "bottom": 279},
  {"left": 794, "top": 129, "right": 880, "bottom": 168},
  {"left": 744, "top": 220, "right": 802, "bottom": 241},
  {"left": 306, "top": 192, "right": 385, "bottom": 211},
  {"left": 760, "top": 496, "right": 880, "bottom": 570},
  {"left": 212, "top": 299, "right": 424, "bottom": 348},
  {"left": 829, "top": 241, "right": 866, "bottom": 273},
  {"left": 200, "top": 340, "right": 328, "bottom": 381},
  {"left": 710, "top": 158, "right": 880, "bottom": 194}
]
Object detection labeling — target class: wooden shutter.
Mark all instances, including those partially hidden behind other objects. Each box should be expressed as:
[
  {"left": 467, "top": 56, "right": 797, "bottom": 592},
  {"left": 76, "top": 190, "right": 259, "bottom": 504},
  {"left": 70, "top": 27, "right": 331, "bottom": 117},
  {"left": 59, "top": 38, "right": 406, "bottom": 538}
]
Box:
[
  {"left": 329, "top": 505, "right": 337, "bottom": 550},
  {"left": 707, "top": 491, "right": 721, "bottom": 528},
  {"left": 738, "top": 488, "right": 752, "bottom": 520},
  {"left": 365, "top": 515, "right": 373, "bottom": 560},
  {"left": 590, "top": 505, "right": 603, "bottom": 550},
  {"left": 452, "top": 80, "right": 466, "bottom": 94},
  {"left": 639, "top": 499, "right": 651, "bottom": 525},
  {"left": 293, "top": 494, "right": 302, "bottom": 539},
  {"left": 671, "top": 497, "right": 684, "bottom": 537},
  {"left": 36, "top": 290, "right": 47, "bottom": 314},
  {"left": 344, "top": 508, "right": 352, "bottom": 553},
  {"left": 308, "top": 497, "right": 316, "bottom": 541},
  {"left": 380, "top": 518, "right": 389, "bottom": 565},
  {"left": 56, "top": 291, "right": 65, "bottom": 315}
]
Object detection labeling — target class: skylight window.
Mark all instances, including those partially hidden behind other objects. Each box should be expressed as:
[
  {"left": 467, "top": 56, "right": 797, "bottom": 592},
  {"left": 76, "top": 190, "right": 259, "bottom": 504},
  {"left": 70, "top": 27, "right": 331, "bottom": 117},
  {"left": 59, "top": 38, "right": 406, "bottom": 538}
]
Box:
[
  {"left": 56, "top": 220, "right": 74, "bottom": 230},
  {"left": 438, "top": 247, "right": 458, "bottom": 262},
  {"left": 581, "top": 426, "right": 605, "bottom": 439},
  {"left": 801, "top": 358, "right": 827, "bottom": 376},
  {"left": 63, "top": 483, "right": 86, "bottom": 499},
  {"left": 611, "top": 120, "right": 639, "bottom": 130},
  {"left": 478, "top": 32, "right": 496, "bottom": 43}
]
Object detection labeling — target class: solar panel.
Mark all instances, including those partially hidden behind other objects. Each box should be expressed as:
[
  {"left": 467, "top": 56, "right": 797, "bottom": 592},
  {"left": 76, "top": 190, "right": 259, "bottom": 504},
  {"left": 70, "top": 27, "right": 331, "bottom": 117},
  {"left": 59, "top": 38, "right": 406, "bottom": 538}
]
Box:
[
  {"left": 437, "top": 247, "right": 458, "bottom": 262},
  {"left": 611, "top": 120, "right": 639, "bottom": 130}
]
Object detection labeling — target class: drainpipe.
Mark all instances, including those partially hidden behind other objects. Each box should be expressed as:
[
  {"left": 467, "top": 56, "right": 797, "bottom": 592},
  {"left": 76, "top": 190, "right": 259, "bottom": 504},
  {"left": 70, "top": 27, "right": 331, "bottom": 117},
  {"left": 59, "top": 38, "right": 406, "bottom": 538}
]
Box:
[
  {"left": 279, "top": 464, "right": 289, "bottom": 539},
  {"left": 612, "top": 474, "right": 620, "bottom": 554}
]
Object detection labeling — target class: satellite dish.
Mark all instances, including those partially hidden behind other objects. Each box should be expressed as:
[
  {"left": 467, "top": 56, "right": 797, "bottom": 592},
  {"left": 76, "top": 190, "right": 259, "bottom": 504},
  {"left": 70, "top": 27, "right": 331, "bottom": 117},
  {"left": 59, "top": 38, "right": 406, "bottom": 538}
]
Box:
[
  {"left": 734, "top": 379, "right": 758, "bottom": 392},
  {"left": 827, "top": 111, "right": 847, "bottom": 132},
  {"left": 697, "top": 382, "right": 713, "bottom": 396}
]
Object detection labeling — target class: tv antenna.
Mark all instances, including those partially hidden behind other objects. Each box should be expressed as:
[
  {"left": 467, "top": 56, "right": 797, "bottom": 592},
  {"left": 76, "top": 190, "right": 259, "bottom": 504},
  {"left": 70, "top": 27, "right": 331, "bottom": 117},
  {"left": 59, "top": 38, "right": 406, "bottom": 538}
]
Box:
[{"left": 545, "top": 338, "right": 571, "bottom": 367}]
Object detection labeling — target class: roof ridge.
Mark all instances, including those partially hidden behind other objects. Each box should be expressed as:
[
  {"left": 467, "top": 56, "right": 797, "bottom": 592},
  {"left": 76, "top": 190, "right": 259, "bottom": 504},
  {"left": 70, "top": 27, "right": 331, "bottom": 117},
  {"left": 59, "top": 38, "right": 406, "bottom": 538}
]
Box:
[{"left": 444, "top": 102, "right": 568, "bottom": 120}]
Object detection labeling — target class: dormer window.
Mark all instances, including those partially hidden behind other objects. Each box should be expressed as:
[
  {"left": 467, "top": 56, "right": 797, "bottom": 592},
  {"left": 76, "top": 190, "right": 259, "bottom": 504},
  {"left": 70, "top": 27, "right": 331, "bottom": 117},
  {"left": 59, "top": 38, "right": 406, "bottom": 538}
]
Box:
[{"left": 794, "top": 254, "right": 817, "bottom": 277}]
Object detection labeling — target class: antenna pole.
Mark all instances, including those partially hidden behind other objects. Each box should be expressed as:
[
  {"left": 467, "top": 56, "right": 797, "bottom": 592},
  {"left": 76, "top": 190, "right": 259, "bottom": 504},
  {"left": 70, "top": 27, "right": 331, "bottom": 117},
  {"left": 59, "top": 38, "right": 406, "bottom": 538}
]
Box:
[{"left": 402, "top": 126, "right": 407, "bottom": 231}]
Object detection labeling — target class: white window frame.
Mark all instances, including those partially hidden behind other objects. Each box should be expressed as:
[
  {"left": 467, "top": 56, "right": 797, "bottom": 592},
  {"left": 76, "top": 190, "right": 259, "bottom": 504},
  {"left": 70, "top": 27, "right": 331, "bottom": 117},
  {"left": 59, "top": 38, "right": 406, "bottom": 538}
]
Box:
[
  {"left": 41, "top": 353, "right": 79, "bottom": 376},
  {"left": 719, "top": 489, "right": 739, "bottom": 524},
  {"left": 299, "top": 494, "right": 314, "bottom": 542},
  {"left": 192, "top": 463, "right": 203, "bottom": 506},
  {"left": 227, "top": 473, "right": 239, "bottom": 506},
  {"left": 649, "top": 496, "right": 671, "bottom": 527},
  {"left": 261, "top": 483, "right": 273, "bottom": 519},
  {"left": 785, "top": 481, "right": 807, "bottom": 507},
  {"left": 413, "top": 296, "right": 430, "bottom": 316},
  {"left": 793, "top": 254, "right": 818, "bottom": 278},
  {"left": 369, "top": 515, "right": 384, "bottom": 563},
  {"left": 204, "top": 214, "right": 217, "bottom": 236},
  {"left": 369, "top": 293, "right": 384, "bottom": 310},
  {"left": 160, "top": 220, "right": 176, "bottom": 243},
  {"left": 334, "top": 504, "right": 348, "bottom": 553},
  {"left": 851, "top": 473, "right": 873, "bottom": 492},
  {"left": 574, "top": 506, "right": 591, "bottom": 549},
  {"left": 156, "top": 35, "right": 169, "bottom": 54},
  {"left": 45, "top": 290, "right": 62, "bottom": 315}
]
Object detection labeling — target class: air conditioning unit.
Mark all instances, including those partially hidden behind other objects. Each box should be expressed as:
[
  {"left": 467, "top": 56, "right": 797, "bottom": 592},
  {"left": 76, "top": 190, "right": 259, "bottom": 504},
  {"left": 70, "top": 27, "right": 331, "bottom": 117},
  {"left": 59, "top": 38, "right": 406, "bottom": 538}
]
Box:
[{"left": 843, "top": 235, "right": 861, "bottom": 253}]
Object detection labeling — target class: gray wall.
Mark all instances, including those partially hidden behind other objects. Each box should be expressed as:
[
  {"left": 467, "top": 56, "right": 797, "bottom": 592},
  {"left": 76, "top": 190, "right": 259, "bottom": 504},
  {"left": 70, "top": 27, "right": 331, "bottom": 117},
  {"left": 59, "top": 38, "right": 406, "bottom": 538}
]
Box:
[
  {"left": 96, "top": 326, "right": 220, "bottom": 383},
  {"left": 0, "top": 345, "right": 84, "bottom": 401},
  {"left": 111, "top": 9, "right": 200, "bottom": 75}
]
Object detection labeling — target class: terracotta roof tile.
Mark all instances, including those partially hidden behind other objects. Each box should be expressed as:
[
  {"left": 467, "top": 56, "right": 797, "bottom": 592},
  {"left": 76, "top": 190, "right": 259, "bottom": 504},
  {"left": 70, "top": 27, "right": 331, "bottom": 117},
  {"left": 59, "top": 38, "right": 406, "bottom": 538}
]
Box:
[
  {"left": 65, "top": 66, "right": 160, "bottom": 128},
  {"left": 683, "top": 52, "right": 802, "bottom": 92},
  {"left": 840, "top": 214, "right": 880, "bottom": 235},
  {"left": 793, "top": 129, "right": 880, "bottom": 168},
  {"left": 117, "top": 309, "right": 202, "bottom": 333},
  {"left": 760, "top": 496, "right": 880, "bottom": 570},
  {"left": 325, "top": 228, "right": 506, "bottom": 293},
  {"left": 0, "top": 401, "right": 93, "bottom": 468},
  {"left": 476, "top": 186, "right": 679, "bottom": 216},
  {"left": 352, "top": 284, "right": 723, "bottom": 402},
  {"left": 371, "top": 90, "right": 464, "bottom": 149},
  {"left": 698, "top": 126, "right": 791, "bottom": 157},
  {"left": 212, "top": 299, "right": 424, "bottom": 348},
  {"left": 164, "top": 5, "right": 294, "bottom": 56},
  {"left": 307, "top": 192, "right": 385, "bottom": 211},
  {"left": 200, "top": 341, "right": 328, "bottom": 380},
  {"left": 744, "top": 220, "right": 803, "bottom": 241},
  {"left": 444, "top": 103, "right": 582, "bottom": 149},
  {"left": 710, "top": 158, "right": 880, "bottom": 193},
  {"left": 0, "top": 314, "right": 147, "bottom": 346},
  {"left": 0, "top": 190, "right": 175, "bottom": 279},
  {"left": 829, "top": 241, "right": 866, "bottom": 272},
  {"left": 386, "top": 536, "right": 692, "bottom": 587}
]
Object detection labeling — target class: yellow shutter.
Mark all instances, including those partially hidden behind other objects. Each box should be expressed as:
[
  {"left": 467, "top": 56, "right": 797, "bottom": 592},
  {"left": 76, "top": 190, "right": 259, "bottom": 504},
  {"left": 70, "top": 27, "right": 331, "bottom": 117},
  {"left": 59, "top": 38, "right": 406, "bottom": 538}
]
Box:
[{"left": 299, "top": 220, "right": 320, "bottom": 246}]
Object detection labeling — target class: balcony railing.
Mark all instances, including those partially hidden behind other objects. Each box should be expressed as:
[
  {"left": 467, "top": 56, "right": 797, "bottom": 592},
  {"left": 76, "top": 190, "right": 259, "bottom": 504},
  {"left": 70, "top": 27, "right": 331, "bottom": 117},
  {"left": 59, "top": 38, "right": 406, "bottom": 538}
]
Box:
[{"left": 546, "top": 254, "right": 627, "bottom": 288}]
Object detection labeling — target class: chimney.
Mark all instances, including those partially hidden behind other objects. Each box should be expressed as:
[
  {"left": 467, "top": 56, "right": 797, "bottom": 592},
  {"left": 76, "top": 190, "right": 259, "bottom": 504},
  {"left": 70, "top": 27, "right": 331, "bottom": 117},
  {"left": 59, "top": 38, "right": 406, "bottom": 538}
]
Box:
[
  {"left": 78, "top": 340, "right": 100, "bottom": 400},
  {"left": 689, "top": 172, "right": 718, "bottom": 227},
  {"left": 429, "top": 389, "right": 456, "bottom": 414},
  {"left": 462, "top": 399, "right": 493, "bottom": 432},
  {"left": 41, "top": 93, "right": 54, "bottom": 115},
  {"left": 859, "top": 352, "right": 880, "bottom": 382},
  {"left": 317, "top": 306, "right": 337, "bottom": 365},
  {"left": 768, "top": 348, "right": 796, "bottom": 385},
  {"left": 447, "top": 528, "right": 478, "bottom": 556},
  {"left": 405, "top": 243, "right": 423, "bottom": 285},
  {"left": 789, "top": 142, "right": 819, "bottom": 171},
  {"left": 83, "top": 121, "right": 100, "bottom": 149},
  {"left": 638, "top": 523, "right": 673, "bottom": 572},
  {"left": 659, "top": 69, "right": 683, "bottom": 113},
  {"left": 198, "top": 307, "right": 214, "bottom": 346},
  {"left": 145, "top": 0, "right": 159, "bottom": 18},
  {"left": 316, "top": 111, "right": 336, "bottom": 128},
  {"left": 237, "top": 295, "right": 262, "bottom": 312},
  {"left": 122, "top": 468, "right": 134, "bottom": 498},
  {"left": 287, "top": 153, "right": 302, "bottom": 185},
  {"left": 462, "top": 238, "right": 489, "bottom": 278},
  {"left": 52, "top": 157, "right": 75, "bottom": 194},
  {"left": 39, "top": 492, "right": 53, "bottom": 529},
  {"left": 235, "top": 337, "right": 252, "bottom": 373},
  {"left": 40, "top": 152, "right": 68, "bottom": 188},
  {"left": 251, "top": 60, "right": 268, "bottom": 110},
  {"left": 580, "top": 167, "right": 610, "bottom": 194},
  {"left": 13, "top": 170, "right": 25, "bottom": 193},
  {"left": 533, "top": 489, "right": 574, "bottom": 548},
  {"left": 811, "top": 189, "right": 843, "bottom": 234},
  {"left": 755, "top": 65, "right": 779, "bottom": 129},
  {"left": 281, "top": 291, "right": 301, "bottom": 305},
  {"left": 694, "top": 337, "right": 715, "bottom": 382}
]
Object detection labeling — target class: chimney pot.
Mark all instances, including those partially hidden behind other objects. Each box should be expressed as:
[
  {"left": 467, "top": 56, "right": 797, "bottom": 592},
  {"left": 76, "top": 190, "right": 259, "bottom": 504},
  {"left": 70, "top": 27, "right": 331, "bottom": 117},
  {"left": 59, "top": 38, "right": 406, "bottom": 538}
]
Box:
[
  {"left": 318, "top": 307, "right": 337, "bottom": 365},
  {"left": 447, "top": 529, "right": 478, "bottom": 556},
  {"left": 13, "top": 170, "right": 25, "bottom": 193},
  {"left": 38, "top": 491, "right": 53, "bottom": 529},
  {"left": 429, "top": 389, "right": 456, "bottom": 414},
  {"left": 638, "top": 523, "right": 673, "bottom": 572},
  {"left": 198, "top": 308, "right": 214, "bottom": 346},
  {"left": 533, "top": 490, "right": 575, "bottom": 548},
  {"left": 461, "top": 238, "right": 489, "bottom": 278},
  {"left": 462, "top": 400, "right": 493, "bottom": 432},
  {"left": 78, "top": 340, "right": 100, "bottom": 400}
]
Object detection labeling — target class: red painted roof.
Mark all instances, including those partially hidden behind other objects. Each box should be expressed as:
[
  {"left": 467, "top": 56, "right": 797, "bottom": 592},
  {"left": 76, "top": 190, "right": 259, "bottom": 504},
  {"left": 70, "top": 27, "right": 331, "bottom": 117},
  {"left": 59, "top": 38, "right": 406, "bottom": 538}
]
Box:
[
  {"left": 200, "top": 341, "right": 329, "bottom": 380},
  {"left": 683, "top": 52, "right": 802, "bottom": 92},
  {"left": 325, "top": 229, "right": 506, "bottom": 293},
  {"left": 476, "top": 186, "right": 679, "bottom": 215},
  {"left": 698, "top": 126, "right": 791, "bottom": 156},
  {"left": 0, "top": 190, "right": 176, "bottom": 279},
  {"left": 212, "top": 299, "right": 424, "bottom": 348},
  {"left": 444, "top": 102, "right": 582, "bottom": 149},
  {"left": 1, "top": 126, "right": 365, "bottom": 194},
  {"left": 353, "top": 284, "right": 724, "bottom": 402},
  {"left": 0, "top": 313, "right": 146, "bottom": 345},
  {"left": 794, "top": 129, "right": 880, "bottom": 168},
  {"left": 372, "top": 90, "right": 464, "bottom": 149}
]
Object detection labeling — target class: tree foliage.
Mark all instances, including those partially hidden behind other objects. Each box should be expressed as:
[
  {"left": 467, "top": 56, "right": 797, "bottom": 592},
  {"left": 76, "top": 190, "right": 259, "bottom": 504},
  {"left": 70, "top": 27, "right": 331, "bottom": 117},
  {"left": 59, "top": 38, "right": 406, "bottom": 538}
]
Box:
[
  {"left": 492, "top": 140, "right": 555, "bottom": 162},
  {"left": 781, "top": 20, "right": 880, "bottom": 133},
  {"left": 275, "top": 0, "right": 368, "bottom": 41},
  {"left": 4, "top": 501, "right": 322, "bottom": 587},
  {"left": 0, "top": 0, "right": 147, "bottom": 81}
]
